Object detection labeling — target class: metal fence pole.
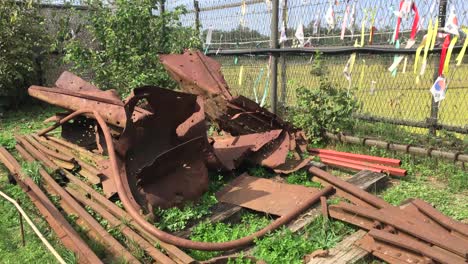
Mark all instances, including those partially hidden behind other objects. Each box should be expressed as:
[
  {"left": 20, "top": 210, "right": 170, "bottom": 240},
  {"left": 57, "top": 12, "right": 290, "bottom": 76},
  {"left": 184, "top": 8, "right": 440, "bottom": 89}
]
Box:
[
  {"left": 194, "top": 0, "right": 200, "bottom": 37},
  {"left": 270, "top": 0, "right": 279, "bottom": 114},
  {"left": 429, "top": 0, "right": 448, "bottom": 136},
  {"left": 279, "top": 0, "right": 288, "bottom": 107}
]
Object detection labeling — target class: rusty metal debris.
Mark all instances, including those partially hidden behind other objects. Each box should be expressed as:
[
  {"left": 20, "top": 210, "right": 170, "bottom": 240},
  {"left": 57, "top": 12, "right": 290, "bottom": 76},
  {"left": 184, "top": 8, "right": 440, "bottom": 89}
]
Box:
[
  {"left": 3, "top": 51, "right": 461, "bottom": 263},
  {"left": 216, "top": 173, "right": 322, "bottom": 216},
  {"left": 29, "top": 71, "right": 151, "bottom": 128},
  {"left": 210, "top": 130, "right": 282, "bottom": 170},
  {"left": 0, "top": 147, "right": 103, "bottom": 264},
  {"left": 160, "top": 50, "right": 308, "bottom": 170}
]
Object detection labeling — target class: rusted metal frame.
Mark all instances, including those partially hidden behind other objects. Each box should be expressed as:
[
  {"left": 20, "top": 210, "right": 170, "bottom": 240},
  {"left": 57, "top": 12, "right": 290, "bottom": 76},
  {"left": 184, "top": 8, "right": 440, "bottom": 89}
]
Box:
[
  {"left": 39, "top": 109, "right": 337, "bottom": 251},
  {"left": 332, "top": 205, "right": 466, "bottom": 263},
  {"left": 308, "top": 166, "right": 390, "bottom": 209},
  {"left": 411, "top": 199, "right": 468, "bottom": 238},
  {"left": 15, "top": 135, "right": 59, "bottom": 171},
  {"left": 368, "top": 229, "right": 466, "bottom": 264},
  {"left": 356, "top": 233, "right": 433, "bottom": 264},
  {"left": 333, "top": 202, "right": 468, "bottom": 258},
  {"left": 16, "top": 145, "right": 141, "bottom": 264},
  {"left": 66, "top": 186, "right": 176, "bottom": 264},
  {"left": 33, "top": 134, "right": 102, "bottom": 175},
  {"left": 1, "top": 146, "right": 103, "bottom": 264},
  {"left": 46, "top": 136, "right": 104, "bottom": 163},
  {"left": 52, "top": 158, "right": 76, "bottom": 170},
  {"left": 59, "top": 168, "right": 195, "bottom": 264},
  {"left": 30, "top": 86, "right": 125, "bottom": 106},
  {"left": 24, "top": 135, "right": 75, "bottom": 163}
]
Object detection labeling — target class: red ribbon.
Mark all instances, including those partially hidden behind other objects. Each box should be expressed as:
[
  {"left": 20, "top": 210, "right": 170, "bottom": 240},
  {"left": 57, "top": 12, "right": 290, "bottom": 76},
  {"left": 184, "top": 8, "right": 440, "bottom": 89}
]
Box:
[
  {"left": 439, "top": 35, "right": 451, "bottom": 76},
  {"left": 410, "top": 4, "right": 420, "bottom": 40},
  {"left": 394, "top": 0, "right": 404, "bottom": 41},
  {"left": 394, "top": 1, "right": 420, "bottom": 41}
]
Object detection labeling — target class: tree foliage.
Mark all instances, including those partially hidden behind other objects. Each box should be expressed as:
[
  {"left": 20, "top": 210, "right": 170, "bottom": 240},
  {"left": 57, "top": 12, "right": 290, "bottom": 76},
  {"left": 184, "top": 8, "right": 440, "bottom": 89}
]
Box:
[
  {"left": 0, "top": 1, "right": 48, "bottom": 99},
  {"left": 63, "top": 0, "right": 201, "bottom": 96},
  {"left": 290, "top": 78, "right": 358, "bottom": 143}
]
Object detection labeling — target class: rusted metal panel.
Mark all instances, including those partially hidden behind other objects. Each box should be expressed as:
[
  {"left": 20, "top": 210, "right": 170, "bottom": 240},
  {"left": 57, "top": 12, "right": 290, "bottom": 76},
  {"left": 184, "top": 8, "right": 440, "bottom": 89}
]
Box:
[
  {"left": 211, "top": 130, "right": 283, "bottom": 170},
  {"left": 273, "top": 157, "right": 312, "bottom": 174},
  {"left": 216, "top": 173, "right": 321, "bottom": 216},
  {"left": 160, "top": 51, "right": 309, "bottom": 167},
  {"left": 115, "top": 86, "right": 209, "bottom": 210},
  {"left": 159, "top": 50, "right": 233, "bottom": 99}
]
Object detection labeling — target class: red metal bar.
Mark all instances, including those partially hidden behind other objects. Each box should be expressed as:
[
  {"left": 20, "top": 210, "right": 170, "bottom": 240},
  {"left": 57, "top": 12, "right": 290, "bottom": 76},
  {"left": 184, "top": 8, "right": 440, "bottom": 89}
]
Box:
[
  {"left": 310, "top": 148, "right": 401, "bottom": 167},
  {"left": 318, "top": 154, "right": 407, "bottom": 177},
  {"left": 320, "top": 158, "right": 383, "bottom": 173}
]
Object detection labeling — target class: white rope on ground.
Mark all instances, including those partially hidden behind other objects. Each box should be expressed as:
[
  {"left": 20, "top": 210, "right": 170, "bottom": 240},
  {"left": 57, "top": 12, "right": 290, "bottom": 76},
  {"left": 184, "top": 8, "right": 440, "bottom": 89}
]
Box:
[{"left": 0, "top": 190, "right": 67, "bottom": 264}]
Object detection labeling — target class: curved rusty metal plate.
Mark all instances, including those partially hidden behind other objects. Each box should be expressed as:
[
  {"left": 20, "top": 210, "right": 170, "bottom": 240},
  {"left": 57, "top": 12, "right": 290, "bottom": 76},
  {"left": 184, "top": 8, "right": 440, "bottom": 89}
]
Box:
[{"left": 115, "top": 86, "right": 209, "bottom": 210}]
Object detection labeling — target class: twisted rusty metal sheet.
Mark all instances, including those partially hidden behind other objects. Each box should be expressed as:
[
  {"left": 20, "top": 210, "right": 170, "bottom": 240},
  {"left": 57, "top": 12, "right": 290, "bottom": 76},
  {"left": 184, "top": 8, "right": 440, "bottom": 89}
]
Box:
[
  {"left": 211, "top": 129, "right": 283, "bottom": 170},
  {"left": 35, "top": 108, "right": 338, "bottom": 251},
  {"left": 160, "top": 50, "right": 309, "bottom": 170},
  {"left": 115, "top": 86, "right": 209, "bottom": 210},
  {"left": 29, "top": 71, "right": 150, "bottom": 128}
]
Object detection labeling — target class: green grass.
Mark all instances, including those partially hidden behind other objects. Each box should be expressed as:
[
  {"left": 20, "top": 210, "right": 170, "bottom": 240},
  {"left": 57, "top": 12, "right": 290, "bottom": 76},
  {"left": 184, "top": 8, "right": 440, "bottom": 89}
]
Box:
[
  {"left": 0, "top": 104, "right": 73, "bottom": 263},
  {"left": 0, "top": 171, "right": 76, "bottom": 264},
  {"left": 1, "top": 103, "right": 466, "bottom": 264},
  {"left": 253, "top": 216, "right": 354, "bottom": 264},
  {"left": 0, "top": 104, "right": 60, "bottom": 149}
]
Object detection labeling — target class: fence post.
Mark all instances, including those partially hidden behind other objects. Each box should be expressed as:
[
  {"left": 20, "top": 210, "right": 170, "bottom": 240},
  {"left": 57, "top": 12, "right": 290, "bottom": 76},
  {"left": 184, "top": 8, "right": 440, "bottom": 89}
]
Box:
[
  {"left": 429, "top": 0, "right": 448, "bottom": 136},
  {"left": 194, "top": 0, "right": 201, "bottom": 37},
  {"left": 279, "top": 0, "right": 288, "bottom": 107},
  {"left": 270, "top": 0, "right": 279, "bottom": 114}
]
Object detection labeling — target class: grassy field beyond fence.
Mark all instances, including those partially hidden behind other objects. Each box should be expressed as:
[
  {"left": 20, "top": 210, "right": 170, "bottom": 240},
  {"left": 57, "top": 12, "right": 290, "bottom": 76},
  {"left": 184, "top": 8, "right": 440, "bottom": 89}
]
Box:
[{"left": 216, "top": 54, "right": 468, "bottom": 130}]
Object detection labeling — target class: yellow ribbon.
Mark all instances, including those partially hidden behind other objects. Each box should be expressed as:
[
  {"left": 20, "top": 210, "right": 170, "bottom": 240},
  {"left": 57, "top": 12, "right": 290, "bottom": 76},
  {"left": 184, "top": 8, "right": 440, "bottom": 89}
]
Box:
[
  {"left": 238, "top": 66, "right": 244, "bottom": 86},
  {"left": 402, "top": 57, "right": 408, "bottom": 73},
  {"left": 358, "top": 60, "right": 366, "bottom": 90},
  {"left": 360, "top": 12, "right": 368, "bottom": 47},
  {"left": 414, "top": 37, "right": 427, "bottom": 74},
  {"left": 443, "top": 35, "right": 459, "bottom": 75},
  {"left": 456, "top": 28, "right": 468, "bottom": 66},
  {"left": 430, "top": 19, "right": 438, "bottom": 50}
]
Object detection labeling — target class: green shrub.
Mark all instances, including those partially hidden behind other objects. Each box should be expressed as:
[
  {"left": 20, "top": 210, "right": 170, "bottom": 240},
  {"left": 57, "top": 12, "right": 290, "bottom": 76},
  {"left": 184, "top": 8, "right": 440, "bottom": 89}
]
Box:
[
  {"left": 290, "top": 78, "right": 358, "bottom": 143},
  {"left": 0, "top": 1, "right": 48, "bottom": 102},
  {"left": 62, "top": 0, "right": 201, "bottom": 96}
]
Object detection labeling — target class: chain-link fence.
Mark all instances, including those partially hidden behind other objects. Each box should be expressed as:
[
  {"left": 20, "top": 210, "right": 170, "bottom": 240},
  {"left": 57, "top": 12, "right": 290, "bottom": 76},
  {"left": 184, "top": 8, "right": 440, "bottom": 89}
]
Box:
[{"left": 166, "top": 0, "right": 467, "bottom": 140}]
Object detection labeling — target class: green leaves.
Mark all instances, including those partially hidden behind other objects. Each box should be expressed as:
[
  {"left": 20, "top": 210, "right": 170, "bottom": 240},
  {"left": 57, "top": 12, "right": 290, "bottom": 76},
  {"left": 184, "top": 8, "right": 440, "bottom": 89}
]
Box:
[
  {"left": 0, "top": 1, "right": 47, "bottom": 98},
  {"left": 62, "top": 0, "right": 201, "bottom": 96},
  {"left": 289, "top": 78, "right": 358, "bottom": 144}
]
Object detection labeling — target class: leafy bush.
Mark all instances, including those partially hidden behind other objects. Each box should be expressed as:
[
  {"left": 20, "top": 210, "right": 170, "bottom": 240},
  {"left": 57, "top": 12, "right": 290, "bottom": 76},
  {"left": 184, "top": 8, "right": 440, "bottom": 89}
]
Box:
[
  {"left": 62, "top": 0, "right": 201, "bottom": 96},
  {"left": 290, "top": 78, "right": 358, "bottom": 143},
  {"left": 0, "top": 1, "right": 48, "bottom": 101}
]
